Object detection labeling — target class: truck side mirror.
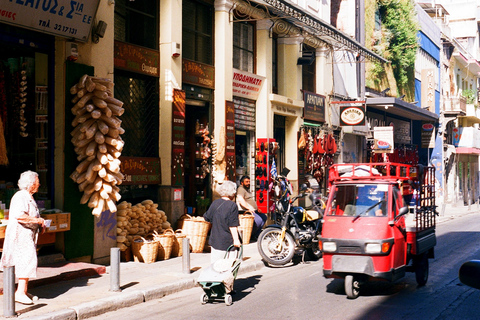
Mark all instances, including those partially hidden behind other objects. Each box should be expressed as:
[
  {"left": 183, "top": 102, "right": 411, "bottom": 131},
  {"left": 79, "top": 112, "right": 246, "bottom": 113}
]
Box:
[{"left": 389, "top": 206, "right": 409, "bottom": 226}]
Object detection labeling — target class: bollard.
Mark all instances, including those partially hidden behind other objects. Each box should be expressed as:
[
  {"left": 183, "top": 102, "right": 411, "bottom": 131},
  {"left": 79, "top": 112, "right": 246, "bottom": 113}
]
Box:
[
  {"left": 182, "top": 237, "right": 190, "bottom": 274},
  {"left": 3, "top": 265, "right": 15, "bottom": 317},
  {"left": 110, "top": 247, "right": 121, "bottom": 292}
]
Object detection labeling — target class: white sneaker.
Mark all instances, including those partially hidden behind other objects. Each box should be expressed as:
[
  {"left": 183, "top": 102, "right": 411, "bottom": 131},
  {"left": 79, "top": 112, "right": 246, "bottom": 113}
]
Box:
[{"left": 15, "top": 293, "right": 33, "bottom": 305}]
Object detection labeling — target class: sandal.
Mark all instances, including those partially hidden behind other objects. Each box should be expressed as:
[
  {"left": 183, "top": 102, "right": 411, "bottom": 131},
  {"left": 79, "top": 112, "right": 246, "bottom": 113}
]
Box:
[{"left": 15, "top": 293, "right": 33, "bottom": 305}]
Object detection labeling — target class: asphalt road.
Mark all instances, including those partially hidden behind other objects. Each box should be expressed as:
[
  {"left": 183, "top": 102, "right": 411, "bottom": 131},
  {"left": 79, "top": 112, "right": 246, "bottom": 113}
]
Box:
[{"left": 90, "top": 213, "right": 480, "bottom": 320}]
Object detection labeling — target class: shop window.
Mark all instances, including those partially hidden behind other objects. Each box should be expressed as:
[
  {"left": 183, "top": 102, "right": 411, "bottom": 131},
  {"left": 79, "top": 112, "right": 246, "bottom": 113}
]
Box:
[
  {"left": 114, "top": 0, "right": 158, "bottom": 49},
  {"left": 114, "top": 71, "right": 159, "bottom": 157},
  {"left": 302, "top": 44, "right": 316, "bottom": 93},
  {"left": 233, "top": 21, "right": 255, "bottom": 73},
  {"left": 274, "top": 114, "right": 286, "bottom": 171},
  {"left": 182, "top": 0, "right": 214, "bottom": 65}
]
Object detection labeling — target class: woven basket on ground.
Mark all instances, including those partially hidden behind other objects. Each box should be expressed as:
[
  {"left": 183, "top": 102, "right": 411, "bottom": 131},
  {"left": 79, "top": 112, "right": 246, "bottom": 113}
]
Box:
[
  {"left": 181, "top": 216, "right": 211, "bottom": 253},
  {"left": 172, "top": 229, "right": 187, "bottom": 257},
  {"left": 132, "top": 236, "right": 158, "bottom": 264},
  {"left": 238, "top": 213, "right": 255, "bottom": 244},
  {"left": 154, "top": 229, "right": 175, "bottom": 260},
  {"left": 176, "top": 214, "right": 191, "bottom": 230}
]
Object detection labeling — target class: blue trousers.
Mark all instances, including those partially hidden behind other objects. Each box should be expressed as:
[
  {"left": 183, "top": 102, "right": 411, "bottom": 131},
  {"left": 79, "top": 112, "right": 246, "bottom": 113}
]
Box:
[{"left": 252, "top": 211, "right": 267, "bottom": 238}]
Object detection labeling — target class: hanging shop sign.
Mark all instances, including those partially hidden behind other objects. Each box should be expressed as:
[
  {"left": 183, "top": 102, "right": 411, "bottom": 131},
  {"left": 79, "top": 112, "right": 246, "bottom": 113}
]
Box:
[
  {"left": 0, "top": 0, "right": 99, "bottom": 42},
  {"left": 119, "top": 157, "right": 161, "bottom": 185},
  {"left": 172, "top": 89, "right": 186, "bottom": 186},
  {"left": 421, "top": 122, "right": 436, "bottom": 149},
  {"left": 373, "top": 126, "right": 394, "bottom": 153},
  {"left": 226, "top": 101, "right": 236, "bottom": 181},
  {"left": 421, "top": 69, "right": 435, "bottom": 112},
  {"left": 114, "top": 41, "right": 160, "bottom": 77},
  {"left": 332, "top": 100, "right": 366, "bottom": 126},
  {"left": 386, "top": 117, "right": 411, "bottom": 145},
  {"left": 232, "top": 69, "right": 265, "bottom": 100},
  {"left": 183, "top": 59, "right": 215, "bottom": 89},
  {"left": 303, "top": 91, "right": 325, "bottom": 123},
  {"left": 234, "top": 98, "right": 255, "bottom": 131}
]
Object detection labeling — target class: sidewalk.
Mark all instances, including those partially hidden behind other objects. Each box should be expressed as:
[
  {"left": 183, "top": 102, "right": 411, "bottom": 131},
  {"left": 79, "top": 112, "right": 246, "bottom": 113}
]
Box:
[{"left": 1, "top": 202, "right": 478, "bottom": 320}]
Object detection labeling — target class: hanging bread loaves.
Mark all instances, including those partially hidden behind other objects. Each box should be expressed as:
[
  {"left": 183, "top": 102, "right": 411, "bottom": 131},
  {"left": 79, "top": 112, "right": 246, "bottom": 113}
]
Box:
[{"left": 69, "top": 75, "right": 125, "bottom": 216}]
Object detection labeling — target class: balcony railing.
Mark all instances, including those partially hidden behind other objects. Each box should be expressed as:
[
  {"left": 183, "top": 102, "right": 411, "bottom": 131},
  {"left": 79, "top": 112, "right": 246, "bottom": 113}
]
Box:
[{"left": 444, "top": 96, "right": 467, "bottom": 114}]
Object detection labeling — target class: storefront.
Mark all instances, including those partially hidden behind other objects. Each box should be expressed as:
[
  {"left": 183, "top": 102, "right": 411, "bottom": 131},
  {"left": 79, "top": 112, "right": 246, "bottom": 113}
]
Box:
[
  {"left": 180, "top": 59, "right": 215, "bottom": 215},
  {"left": 0, "top": 24, "right": 54, "bottom": 208}
]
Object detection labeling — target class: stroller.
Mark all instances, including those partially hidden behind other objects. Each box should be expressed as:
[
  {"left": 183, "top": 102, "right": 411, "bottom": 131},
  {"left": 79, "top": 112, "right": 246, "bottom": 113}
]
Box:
[{"left": 197, "top": 245, "right": 243, "bottom": 306}]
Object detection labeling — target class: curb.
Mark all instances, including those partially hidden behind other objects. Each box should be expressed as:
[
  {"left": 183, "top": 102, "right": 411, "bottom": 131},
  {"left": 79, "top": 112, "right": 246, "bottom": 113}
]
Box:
[{"left": 24, "top": 259, "right": 264, "bottom": 320}]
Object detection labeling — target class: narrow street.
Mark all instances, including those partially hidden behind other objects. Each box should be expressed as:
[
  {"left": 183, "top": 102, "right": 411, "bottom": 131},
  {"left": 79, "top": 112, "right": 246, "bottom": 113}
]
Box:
[{"left": 90, "top": 213, "right": 480, "bottom": 320}]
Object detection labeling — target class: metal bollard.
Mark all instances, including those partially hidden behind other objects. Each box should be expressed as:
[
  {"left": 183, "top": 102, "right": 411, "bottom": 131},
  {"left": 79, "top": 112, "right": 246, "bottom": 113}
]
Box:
[
  {"left": 110, "top": 247, "right": 121, "bottom": 292},
  {"left": 3, "top": 265, "right": 15, "bottom": 317},
  {"left": 182, "top": 237, "right": 190, "bottom": 274}
]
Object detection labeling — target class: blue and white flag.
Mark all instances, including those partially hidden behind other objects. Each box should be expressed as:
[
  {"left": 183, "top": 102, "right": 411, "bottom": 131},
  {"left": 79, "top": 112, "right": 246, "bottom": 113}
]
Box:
[{"left": 270, "top": 158, "right": 277, "bottom": 179}]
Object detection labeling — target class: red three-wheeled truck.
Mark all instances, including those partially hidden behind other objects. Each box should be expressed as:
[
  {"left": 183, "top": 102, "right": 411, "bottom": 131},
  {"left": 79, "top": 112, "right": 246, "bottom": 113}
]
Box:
[{"left": 320, "top": 162, "right": 437, "bottom": 299}]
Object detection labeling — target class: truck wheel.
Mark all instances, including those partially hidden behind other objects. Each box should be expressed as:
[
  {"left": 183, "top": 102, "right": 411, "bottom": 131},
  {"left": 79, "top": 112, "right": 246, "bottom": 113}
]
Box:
[
  {"left": 415, "top": 253, "right": 429, "bottom": 286},
  {"left": 257, "top": 228, "right": 295, "bottom": 266},
  {"left": 345, "top": 275, "right": 360, "bottom": 299}
]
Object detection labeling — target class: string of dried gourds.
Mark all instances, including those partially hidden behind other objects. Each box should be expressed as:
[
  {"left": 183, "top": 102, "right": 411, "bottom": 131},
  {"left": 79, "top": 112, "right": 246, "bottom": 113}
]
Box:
[{"left": 69, "top": 74, "right": 125, "bottom": 216}]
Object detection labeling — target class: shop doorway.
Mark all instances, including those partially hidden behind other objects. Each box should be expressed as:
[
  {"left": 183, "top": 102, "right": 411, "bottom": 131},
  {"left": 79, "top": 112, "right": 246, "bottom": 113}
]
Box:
[
  {"left": 274, "top": 114, "right": 286, "bottom": 171},
  {"left": 185, "top": 103, "right": 211, "bottom": 214}
]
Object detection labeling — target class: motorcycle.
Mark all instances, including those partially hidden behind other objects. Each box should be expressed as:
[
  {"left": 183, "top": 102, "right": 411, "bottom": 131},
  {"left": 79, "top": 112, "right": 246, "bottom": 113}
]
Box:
[{"left": 257, "top": 172, "right": 325, "bottom": 266}]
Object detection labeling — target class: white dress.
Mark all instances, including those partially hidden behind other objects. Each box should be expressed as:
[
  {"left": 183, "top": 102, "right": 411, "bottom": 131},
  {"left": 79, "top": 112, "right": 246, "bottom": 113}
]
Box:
[{"left": 1, "top": 189, "right": 40, "bottom": 278}]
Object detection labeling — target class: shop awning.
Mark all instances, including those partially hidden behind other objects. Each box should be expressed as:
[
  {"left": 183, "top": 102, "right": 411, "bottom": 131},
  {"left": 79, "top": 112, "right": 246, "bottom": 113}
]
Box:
[{"left": 366, "top": 97, "right": 439, "bottom": 121}]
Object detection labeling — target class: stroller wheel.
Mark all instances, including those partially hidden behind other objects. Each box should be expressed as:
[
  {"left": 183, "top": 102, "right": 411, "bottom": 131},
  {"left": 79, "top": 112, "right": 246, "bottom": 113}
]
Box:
[
  {"left": 224, "top": 294, "right": 233, "bottom": 306},
  {"left": 200, "top": 293, "right": 209, "bottom": 304}
]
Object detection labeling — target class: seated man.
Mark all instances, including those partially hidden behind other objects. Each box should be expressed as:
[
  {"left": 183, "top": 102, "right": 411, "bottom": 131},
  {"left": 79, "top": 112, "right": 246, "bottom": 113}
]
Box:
[{"left": 236, "top": 176, "right": 267, "bottom": 240}]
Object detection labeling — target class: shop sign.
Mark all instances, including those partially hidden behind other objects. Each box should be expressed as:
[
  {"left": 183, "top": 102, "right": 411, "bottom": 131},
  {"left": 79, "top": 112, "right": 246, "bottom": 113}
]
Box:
[
  {"left": 225, "top": 101, "right": 236, "bottom": 181},
  {"left": 234, "top": 98, "right": 255, "bottom": 131},
  {"left": 303, "top": 91, "right": 325, "bottom": 123},
  {"left": 421, "top": 69, "right": 435, "bottom": 112},
  {"left": 114, "top": 41, "right": 159, "bottom": 77},
  {"left": 452, "top": 127, "right": 462, "bottom": 147},
  {"left": 334, "top": 101, "right": 366, "bottom": 126},
  {"left": 373, "top": 127, "right": 394, "bottom": 153},
  {"left": 421, "top": 122, "right": 436, "bottom": 149},
  {"left": 172, "top": 89, "right": 186, "bottom": 186},
  {"left": 232, "top": 69, "right": 265, "bottom": 100},
  {"left": 0, "top": 0, "right": 99, "bottom": 42},
  {"left": 386, "top": 117, "right": 411, "bottom": 145},
  {"left": 182, "top": 59, "right": 215, "bottom": 89},
  {"left": 119, "top": 157, "right": 161, "bottom": 185}
]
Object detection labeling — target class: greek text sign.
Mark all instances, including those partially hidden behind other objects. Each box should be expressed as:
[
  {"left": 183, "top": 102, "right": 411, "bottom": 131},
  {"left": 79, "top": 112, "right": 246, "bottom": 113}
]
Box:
[
  {"left": 0, "top": 0, "right": 100, "bottom": 42},
  {"left": 114, "top": 41, "right": 160, "bottom": 77},
  {"left": 232, "top": 69, "right": 265, "bottom": 100},
  {"left": 421, "top": 69, "right": 435, "bottom": 112},
  {"left": 119, "top": 157, "right": 161, "bottom": 185}
]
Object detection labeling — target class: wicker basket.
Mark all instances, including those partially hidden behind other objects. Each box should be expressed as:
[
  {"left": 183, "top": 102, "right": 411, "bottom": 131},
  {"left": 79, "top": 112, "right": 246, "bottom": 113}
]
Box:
[
  {"left": 132, "top": 237, "right": 158, "bottom": 264},
  {"left": 238, "top": 214, "right": 255, "bottom": 244},
  {"left": 172, "top": 229, "right": 187, "bottom": 257},
  {"left": 155, "top": 229, "right": 175, "bottom": 260},
  {"left": 182, "top": 217, "right": 211, "bottom": 253},
  {"left": 176, "top": 214, "right": 192, "bottom": 230}
]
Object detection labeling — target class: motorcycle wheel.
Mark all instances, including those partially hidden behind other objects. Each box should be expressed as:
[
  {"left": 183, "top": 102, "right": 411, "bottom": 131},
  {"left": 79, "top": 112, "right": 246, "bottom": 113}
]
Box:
[
  {"left": 345, "top": 275, "right": 360, "bottom": 299},
  {"left": 414, "top": 253, "right": 429, "bottom": 286},
  {"left": 257, "top": 228, "right": 295, "bottom": 266},
  {"left": 306, "top": 240, "right": 323, "bottom": 261}
]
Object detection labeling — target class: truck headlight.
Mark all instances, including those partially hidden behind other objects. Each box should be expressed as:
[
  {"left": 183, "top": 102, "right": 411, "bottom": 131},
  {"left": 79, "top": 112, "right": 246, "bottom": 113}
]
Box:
[
  {"left": 365, "top": 243, "right": 381, "bottom": 254},
  {"left": 322, "top": 241, "right": 337, "bottom": 252}
]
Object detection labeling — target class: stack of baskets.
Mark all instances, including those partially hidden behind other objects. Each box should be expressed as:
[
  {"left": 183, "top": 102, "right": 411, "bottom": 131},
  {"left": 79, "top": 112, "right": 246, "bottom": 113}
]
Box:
[
  {"left": 238, "top": 213, "right": 255, "bottom": 244},
  {"left": 178, "top": 214, "right": 211, "bottom": 253},
  {"left": 132, "top": 236, "right": 158, "bottom": 264}
]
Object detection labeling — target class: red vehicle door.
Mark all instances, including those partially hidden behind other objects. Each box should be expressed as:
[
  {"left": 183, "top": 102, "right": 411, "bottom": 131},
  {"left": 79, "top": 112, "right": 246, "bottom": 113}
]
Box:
[{"left": 390, "top": 186, "right": 407, "bottom": 269}]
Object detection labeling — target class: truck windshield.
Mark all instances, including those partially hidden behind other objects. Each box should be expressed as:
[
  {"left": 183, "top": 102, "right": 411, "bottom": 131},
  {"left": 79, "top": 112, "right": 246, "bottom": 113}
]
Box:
[{"left": 327, "top": 184, "right": 388, "bottom": 217}]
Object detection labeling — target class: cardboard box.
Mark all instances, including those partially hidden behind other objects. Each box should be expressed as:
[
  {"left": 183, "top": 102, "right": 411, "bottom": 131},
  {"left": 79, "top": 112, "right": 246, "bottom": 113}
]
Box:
[
  {"left": 41, "top": 213, "right": 58, "bottom": 233},
  {"left": 56, "top": 212, "right": 71, "bottom": 231}
]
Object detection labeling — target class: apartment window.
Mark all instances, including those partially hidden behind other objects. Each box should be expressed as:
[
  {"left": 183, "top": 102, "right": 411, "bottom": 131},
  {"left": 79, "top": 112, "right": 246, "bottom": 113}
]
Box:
[
  {"left": 302, "top": 44, "right": 316, "bottom": 93},
  {"left": 114, "top": 0, "right": 158, "bottom": 49},
  {"left": 183, "top": 0, "right": 214, "bottom": 65},
  {"left": 272, "top": 34, "right": 278, "bottom": 94},
  {"left": 233, "top": 21, "right": 255, "bottom": 73}
]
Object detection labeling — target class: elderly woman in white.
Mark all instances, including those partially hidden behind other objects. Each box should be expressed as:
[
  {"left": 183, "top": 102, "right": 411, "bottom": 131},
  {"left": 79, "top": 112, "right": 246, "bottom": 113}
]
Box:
[{"left": 1, "top": 171, "right": 46, "bottom": 305}]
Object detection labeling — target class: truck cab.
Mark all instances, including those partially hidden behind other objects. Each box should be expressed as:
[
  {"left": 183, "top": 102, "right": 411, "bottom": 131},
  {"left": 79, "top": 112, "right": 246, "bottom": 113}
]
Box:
[{"left": 320, "top": 163, "right": 436, "bottom": 299}]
